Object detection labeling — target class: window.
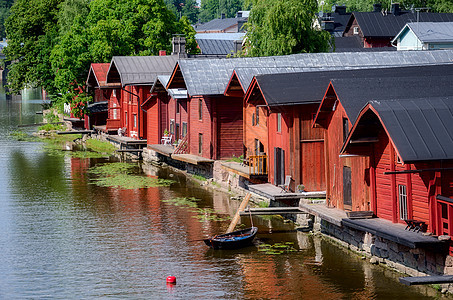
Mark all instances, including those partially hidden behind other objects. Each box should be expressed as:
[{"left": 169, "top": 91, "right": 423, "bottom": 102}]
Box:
[
  {"left": 125, "top": 112, "right": 127, "bottom": 125},
  {"left": 397, "top": 155, "right": 403, "bottom": 164},
  {"left": 133, "top": 114, "right": 137, "bottom": 128},
  {"left": 255, "top": 107, "right": 260, "bottom": 125},
  {"left": 112, "top": 89, "right": 117, "bottom": 98},
  {"left": 182, "top": 122, "right": 187, "bottom": 137},
  {"left": 198, "top": 133, "right": 203, "bottom": 155},
  {"left": 398, "top": 184, "right": 408, "bottom": 220},
  {"left": 252, "top": 113, "right": 255, "bottom": 126},
  {"left": 113, "top": 102, "right": 117, "bottom": 119},
  {"left": 170, "top": 119, "right": 175, "bottom": 135},
  {"left": 343, "top": 118, "right": 349, "bottom": 143},
  {"left": 277, "top": 113, "right": 281, "bottom": 132},
  {"left": 198, "top": 99, "right": 203, "bottom": 120},
  {"left": 176, "top": 100, "right": 180, "bottom": 114},
  {"left": 353, "top": 27, "right": 359, "bottom": 35}
]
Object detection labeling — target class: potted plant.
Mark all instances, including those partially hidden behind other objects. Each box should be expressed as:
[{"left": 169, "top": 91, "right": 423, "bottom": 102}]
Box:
[
  {"left": 296, "top": 184, "right": 305, "bottom": 193},
  {"left": 163, "top": 129, "right": 169, "bottom": 136}
]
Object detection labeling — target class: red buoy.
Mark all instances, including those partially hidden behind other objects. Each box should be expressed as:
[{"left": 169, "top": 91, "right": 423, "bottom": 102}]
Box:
[{"left": 166, "top": 276, "right": 176, "bottom": 284}]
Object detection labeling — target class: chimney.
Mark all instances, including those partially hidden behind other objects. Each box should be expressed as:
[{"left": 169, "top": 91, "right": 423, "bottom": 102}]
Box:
[
  {"left": 221, "top": 13, "right": 225, "bottom": 19},
  {"left": 373, "top": 3, "right": 382, "bottom": 12},
  {"left": 234, "top": 40, "right": 242, "bottom": 53},
  {"left": 391, "top": 3, "right": 401, "bottom": 15},
  {"left": 159, "top": 50, "right": 166, "bottom": 56},
  {"left": 237, "top": 19, "right": 246, "bottom": 32},
  {"left": 333, "top": 5, "right": 347, "bottom": 15},
  {"left": 172, "top": 36, "right": 187, "bottom": 58},
  {"left": 237, "top": 12, "right": 242, "bottom": 18}
]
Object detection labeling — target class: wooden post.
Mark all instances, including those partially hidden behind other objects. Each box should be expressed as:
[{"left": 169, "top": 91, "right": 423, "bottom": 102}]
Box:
[{"left": 226, "top": 193, "right": 252, "bottom": 233}]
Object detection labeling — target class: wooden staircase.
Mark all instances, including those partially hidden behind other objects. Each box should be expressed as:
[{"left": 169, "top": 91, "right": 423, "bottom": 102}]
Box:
[{"left": 173, "top": 135, "right": 189, "bottom": 154}]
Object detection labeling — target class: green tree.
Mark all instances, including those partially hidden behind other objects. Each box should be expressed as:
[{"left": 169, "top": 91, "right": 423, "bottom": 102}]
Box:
[
  {"left": 165, "top": 0, "right": 200, "bottom": 24},
  {"left": 244, "top": 0, "right": 331, "bottom": 57},
  {"left": 0, "top": 0, "right": 14, "bottom": 40},
  {"left": 4, "top": 0, "right": 62, "bottom": 94},
  {"left": 321, "top": 0, "right": 453, "bottom": 13},
  {"left": 199, "top": 0, "right": 243, "bottom": 22}
]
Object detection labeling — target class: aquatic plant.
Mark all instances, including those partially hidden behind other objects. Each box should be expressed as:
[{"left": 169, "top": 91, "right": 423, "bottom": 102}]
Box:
[
  {"left": 38, "top": 123, "right": 65, "bottom": 131},
  {"left": 258, "top": 242, "right": 297, "bottom": 255},
  {"left": 162, "top": 197, "right": 231, "bottom": 222},
  {"left": 10, "top": 130, "right": 40, "bottom": 142},
  {"left": 192, "top": 174, "right": 207, "bottom": 181},
  {"left": 89, "top": 162, "right": 175, "bottom": 189},
  {"left": 162, "top": 197, "right": 201, "bottom": 208}
]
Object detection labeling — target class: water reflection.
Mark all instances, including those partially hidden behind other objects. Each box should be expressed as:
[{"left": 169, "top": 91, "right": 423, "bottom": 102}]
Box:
[{"left": 0, "top": 84, "right": 445, "bottom": 299}]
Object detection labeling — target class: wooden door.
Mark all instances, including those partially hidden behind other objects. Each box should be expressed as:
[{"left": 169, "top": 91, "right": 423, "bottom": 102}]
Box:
[
  {"left": 343, "top": 166, "right": 352, "bottom": 211},
  {"left": 274, "top": 147, "right": 285, "bottom": 186}
]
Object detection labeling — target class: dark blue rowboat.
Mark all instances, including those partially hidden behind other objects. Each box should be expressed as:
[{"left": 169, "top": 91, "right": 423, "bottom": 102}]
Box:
[{"left": 204, "top": 227, "right": 258, "bottom": 250}]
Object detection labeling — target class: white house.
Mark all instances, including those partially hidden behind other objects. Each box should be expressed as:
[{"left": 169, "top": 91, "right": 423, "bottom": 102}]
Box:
[{"left": 392, "top": 22, "right": 453, "bottom": 50}]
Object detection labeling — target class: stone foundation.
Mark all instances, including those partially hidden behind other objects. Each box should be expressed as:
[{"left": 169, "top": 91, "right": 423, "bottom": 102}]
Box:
[{"left": 310, "top": 216, "right": 453, "bottom": 294}]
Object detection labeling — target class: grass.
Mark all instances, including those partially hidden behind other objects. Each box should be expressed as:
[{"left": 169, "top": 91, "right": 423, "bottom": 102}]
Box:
[
  {"left": 38, "top": 123, "right": 65, "bottom": 132},
  {"left": 257, "top": 201, "right": 269, "bottom": 208},
  {"left": 10, "top": 130, "right": 40, "bottom": 142},
  {"left": 226, "top": 154, "right": 244, "bottom": 163},
  {"left": 192, "top": 174, "right": 207, "bottom": 181},
  {"left": 86, "top": 139, "right": 116, "bottom": 154}
]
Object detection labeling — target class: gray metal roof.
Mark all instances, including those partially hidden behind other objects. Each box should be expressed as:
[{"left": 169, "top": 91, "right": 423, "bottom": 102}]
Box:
[
  {"left": 150, "top": 75, "right": 187, "bottom": 99},
  {"left": 369, "top": 97, "right": 453, "bottom": 162},
  {"left": 194, "top": 17, "right": 246, "bottom": 32},
  {"left": 178, "top": 50, "right": 453, "bottom": 96},
  {"left": 195, "top": 33, "right": 246, "bottom": 40},
  {"left": 106, "top": 55, "right": 179, "bottom": 86},
  {"left": 196, "top": 39, "right": 238, "bottom": 55},
  {"left": 407, "top": 22, "right": 453, "bottom": 43}
]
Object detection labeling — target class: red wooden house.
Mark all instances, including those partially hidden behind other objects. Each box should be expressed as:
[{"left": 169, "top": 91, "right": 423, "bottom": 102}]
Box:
[
  {"left": 105, "top": 55, "right": 178, "bottom": 139},
  {"left": 142, "top": 75, "right": 188, "bottom": 146},
  {"left": 314, "top": 66, "right": 453, "bottom": 212},
  {"left": 85, "top": 63, "right": 121, "bottom": 131},
  {"left": 343, "top": 6, "right": 453, "bottom": 48},
  {"left": 342, "top": 97, "right": 453, "bottom": 236}
]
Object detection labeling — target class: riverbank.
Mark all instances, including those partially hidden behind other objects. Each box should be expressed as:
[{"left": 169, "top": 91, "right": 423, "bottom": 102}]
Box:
[{"left": 35, "top": 117, "right": 453, "bottom": 296}]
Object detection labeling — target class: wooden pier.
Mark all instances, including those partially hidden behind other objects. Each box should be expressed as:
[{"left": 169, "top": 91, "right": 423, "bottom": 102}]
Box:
[{"left": 239, "top": 207, "right": 307, "bottom": 216}]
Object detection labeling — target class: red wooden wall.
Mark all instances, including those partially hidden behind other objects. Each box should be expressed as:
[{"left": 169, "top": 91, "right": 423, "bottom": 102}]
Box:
[
  {"left": 244, "top": 99, "right": 269, "bottom": 159},
  {"left": 217, "top": 96, "right": 243, "bottom": 159}
]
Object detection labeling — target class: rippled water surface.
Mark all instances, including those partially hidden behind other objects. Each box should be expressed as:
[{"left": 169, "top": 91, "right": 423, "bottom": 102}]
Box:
[{"left": 0, "top": 84, "right": 445, "bottom": 299}]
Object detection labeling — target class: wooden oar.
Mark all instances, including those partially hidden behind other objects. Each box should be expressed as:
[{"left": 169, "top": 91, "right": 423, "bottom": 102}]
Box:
[{"left": 226, "top": 193, "right": 251, "bottom": 234}]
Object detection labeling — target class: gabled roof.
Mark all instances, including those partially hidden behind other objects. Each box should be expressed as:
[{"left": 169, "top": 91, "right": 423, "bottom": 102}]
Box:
[
  {"left": 344, "top": 97, "right": 453, "bottom": 162},
  {"left": 315, "top": 73, "right": 453, "bottom": 127},
  {"left": 252, "top": 64, "right": 453, "bottom": 107},
  {"left": 345, "top": 12, "right": 453, "bottom": 38},
  {"left": 171, "top": 50, "right": 453, "bottom": 96},
  {"left": 86, "top": 63, "right": 120, "bottom": 89},
  {"left": 194, "top": 17, "right": 247, "bottom": 32},
  {"left": 393, "top": 22, "right": 453, "bottom": 44},
  {"left": 106, "top": 55, "right": 179, "bottom": 86},
  {"left": 196, "top": 39, "right": 238, "bottom": 55}
]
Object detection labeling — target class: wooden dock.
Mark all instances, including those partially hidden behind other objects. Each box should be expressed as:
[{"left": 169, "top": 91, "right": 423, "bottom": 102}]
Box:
[
  {"left": 57, "top": 130, "right": 94, "bottom": 135},
  {"left": 248, "top": 183, "right": 326, "bottom": 201},
  {"left": 399, "top": 275, "right": 453, "bottom": 286},
  {"left": 116, "top": 149, "right": 143, "bottom": 153},
  {"left": 239, "top": 207, "right": 307, "bottom": 216}
]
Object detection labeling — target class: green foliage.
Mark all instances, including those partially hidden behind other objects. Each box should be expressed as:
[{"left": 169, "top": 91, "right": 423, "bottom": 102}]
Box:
[
  {"left": 0, "top": 0, "right": 14, "bottom": 39},
  {"left": 10, "top": 130, "right": 40, "bottom": 142},
  {"left": 165, "top": 0, "right": 200, "bottom": 24},
  {"left": 38, "top": 123, "right": 65, "bottom": 131},
  {"left": 244, "top": 0, "right": 331, "bottom": 56},
  {"left": 257, "top": 201, "right": 269, "bottom": 208},
  {"left": 227, "top": 154, "right": 244, "bottom": 163},
  {"left": 192, "top": 174, "right": 207, "bottom": 181},
  {"left": 85, "top": 139, "right": 116, "bottom": 154},
  {"left": 199, "top": 0, "right": 243, "bottom": 22},
  {"left": 321, "top": 0, "right": 453, "bottom": 13}
]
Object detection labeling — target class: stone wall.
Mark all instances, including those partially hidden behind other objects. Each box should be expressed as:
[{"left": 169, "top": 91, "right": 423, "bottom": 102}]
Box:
[{"left": 312, "top": 216, "right": 453, "bottom": 293}]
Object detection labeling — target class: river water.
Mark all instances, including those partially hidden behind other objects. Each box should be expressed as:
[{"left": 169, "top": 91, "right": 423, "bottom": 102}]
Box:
[{"left": 0, "top": 84, "right": 445, "bottom": 299}]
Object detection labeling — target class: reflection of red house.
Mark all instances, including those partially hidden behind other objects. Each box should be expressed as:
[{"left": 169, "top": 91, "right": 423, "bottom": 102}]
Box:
[
  {"left": 314, "top": 67, "right": 453, "bottom": 212},
  {"left": 342, "top": 98, "right": 453, "bottom": 237},
  {"left": 142, "top": 75, "right": 189, "bottom": 146},
  {"left": 105, "top": 55, "right": 179, "bottom": 139},
  {"left": 86, "top": 63, "right": 122, "bottom": 131}
]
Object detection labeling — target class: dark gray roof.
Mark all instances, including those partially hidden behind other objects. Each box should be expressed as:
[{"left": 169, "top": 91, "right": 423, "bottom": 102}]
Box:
[
  {"left": 407, "top": 22, "right": 453, "bottom": 43},
  {"left": 177, "top": 50, "right": 453, "bottom": 96},
  {"left": 369, "top": 97, "right": 453, "bottom": 162},
  {"left": 106, "top": 55, "right": 179, "bottom": 86},
  {"left": 255, "top": 64, "right": 453, "bottom": 107},
  {"left": 194, "top": 17, "right": 247, "bottom": 32},
  {"left": 196, "top": 33, "right": 245, "bottom": 40},
  {"left": 348, "top": 12, "right": 453, "bottom": 38},
  {"left": 330, "top": 74, "right": 453, "bottom": 124},
  {"left": 196, "top": 39, "right": 237, "bottom": 55}
]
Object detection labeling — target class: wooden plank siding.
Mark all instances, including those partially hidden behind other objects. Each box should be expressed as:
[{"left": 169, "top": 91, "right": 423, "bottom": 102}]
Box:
[
  {"left": 323, "top": 101, "right": 371, "bottom": 211},
  {"left": 244, "top": 99, "right": 269, "bottom": 160},
  {"left": 217, "top": 97, "right": 243, "bottom": 159},
  {"left": 106, "top": 88, "right": 121, "bottom": 131},
  {"left": 189, "top": 95, "right": 214, "bottom": 158}
]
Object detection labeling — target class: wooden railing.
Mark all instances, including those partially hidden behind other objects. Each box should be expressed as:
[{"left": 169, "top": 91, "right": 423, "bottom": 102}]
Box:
[
  {"left": 248, "top": 155, "right": 267, "bottom": 175},
  {"left": 173, "top": 135, "right": 189, "bottom": 154}
]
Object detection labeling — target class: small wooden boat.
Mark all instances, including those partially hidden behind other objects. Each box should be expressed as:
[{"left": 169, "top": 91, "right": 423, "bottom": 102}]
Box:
[{"left": 204, "top": 227, "right": 258, "bottom": 250}]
